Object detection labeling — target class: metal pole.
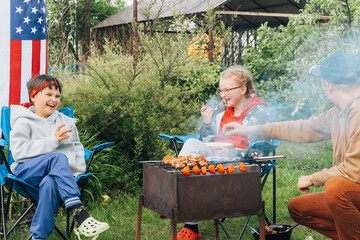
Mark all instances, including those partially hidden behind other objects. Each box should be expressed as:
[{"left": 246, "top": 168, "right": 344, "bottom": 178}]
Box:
[
  {"left": 133, "top": 0, "right": 138, "bottom": 62},
  {"left": 75, "top": 1, "right": 79, "bottom": 61}
]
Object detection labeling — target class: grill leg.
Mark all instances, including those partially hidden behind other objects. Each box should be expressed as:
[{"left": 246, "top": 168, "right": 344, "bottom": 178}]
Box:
[
  {"left": 135, "top": 195, "right": 143, "bottom": 240},
  {"left": 170, "top": 214, "right": 177, "bottom": 240},
  {"left": 259, "top": 201, "right": 265, "bottom": 240},
  {"left": 213, "top": 219, "right": 219, "bottom": 240}
]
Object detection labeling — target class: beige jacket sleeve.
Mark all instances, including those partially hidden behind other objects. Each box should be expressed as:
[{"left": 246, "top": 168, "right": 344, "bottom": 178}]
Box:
[
  {"left": 258, "top": 108, "right": 335, "bottom": 143},
  {"left": 311, "top": 106, "right": 360, "bottom": 186}
]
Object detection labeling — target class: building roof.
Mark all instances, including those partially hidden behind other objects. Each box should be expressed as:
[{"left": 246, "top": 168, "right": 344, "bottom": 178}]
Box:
[{"left": 93, "top": 0, "right": 306, "bottom": 30}]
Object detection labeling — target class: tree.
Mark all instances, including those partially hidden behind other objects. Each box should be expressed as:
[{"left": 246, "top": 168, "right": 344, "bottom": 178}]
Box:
[{"left": 47, "top": 0, "right": 125, "bottom": 66}]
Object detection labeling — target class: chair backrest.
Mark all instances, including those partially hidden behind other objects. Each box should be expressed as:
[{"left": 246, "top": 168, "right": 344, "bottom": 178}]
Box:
[{"left": 1, "top": 106, "right": 78, "bottom": 166}]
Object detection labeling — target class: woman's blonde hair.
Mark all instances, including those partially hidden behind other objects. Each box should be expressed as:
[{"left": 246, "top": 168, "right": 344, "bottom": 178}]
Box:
[{"left": 220, "top": 65, "right": 255, "bottom": 96}]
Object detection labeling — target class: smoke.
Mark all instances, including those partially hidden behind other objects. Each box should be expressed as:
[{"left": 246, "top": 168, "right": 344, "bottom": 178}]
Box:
[{"left": 253, "top": 24, "right": 360, "bottom": 122}]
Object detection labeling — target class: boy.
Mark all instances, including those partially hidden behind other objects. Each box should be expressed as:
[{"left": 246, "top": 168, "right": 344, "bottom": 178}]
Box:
[{"left": 9, "top": 74, "right": 109, "bottom": 239}]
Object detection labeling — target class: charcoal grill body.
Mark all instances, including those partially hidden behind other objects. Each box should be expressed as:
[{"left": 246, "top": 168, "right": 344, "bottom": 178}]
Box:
[
  {"left": 143, "top": 163, "right": 261, "bottom": 222},
  {"left": 136, "top": 163, "right": 265, "bottom": 240}
]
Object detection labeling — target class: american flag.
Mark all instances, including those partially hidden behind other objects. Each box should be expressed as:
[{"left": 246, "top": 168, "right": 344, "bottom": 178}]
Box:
[{"left": 0, "top": 0, "right": 48, "bottom": 107}]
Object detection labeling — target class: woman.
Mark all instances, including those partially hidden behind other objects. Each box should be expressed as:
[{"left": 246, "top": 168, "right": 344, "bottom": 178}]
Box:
[
  {"left": 179, "top": 65, "right": 271, "bottom": 159},
  {"left": 175, "top": 65, "right": 271, "bottom": 240}
]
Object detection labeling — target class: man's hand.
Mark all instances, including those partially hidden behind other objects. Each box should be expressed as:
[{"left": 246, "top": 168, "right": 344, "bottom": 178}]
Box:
[
  {"left": 297, "top": 175, "right": 314, "bottom": 194},
  {"left": 55, "top": 124, "right": 72, "bottom": 142},
  {"left": 222, "top": 122, "right": 251, "bottom": 136}
]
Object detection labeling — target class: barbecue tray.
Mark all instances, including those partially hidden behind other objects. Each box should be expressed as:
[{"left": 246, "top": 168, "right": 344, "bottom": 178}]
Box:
[{"left": 143, "top": 162, "right": 262, "bottom": 222}]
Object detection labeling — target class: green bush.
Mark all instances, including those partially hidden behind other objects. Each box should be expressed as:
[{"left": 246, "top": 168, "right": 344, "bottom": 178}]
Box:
[{"left": 58, "top": 31, "right": 224, "bottom": 193}]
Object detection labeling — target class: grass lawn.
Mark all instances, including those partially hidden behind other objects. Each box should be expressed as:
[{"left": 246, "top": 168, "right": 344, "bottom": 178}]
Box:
[{"left": 6, "top": 141, "right": 334, "bottom": 239}]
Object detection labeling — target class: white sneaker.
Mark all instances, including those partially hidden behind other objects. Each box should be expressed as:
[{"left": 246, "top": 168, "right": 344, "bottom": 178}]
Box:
[
  {"left": 305, "top": 236, "right": 314, "bottom": 240},
  {"left": 74, "top": 217, "right": 109, "bottom": 239}
]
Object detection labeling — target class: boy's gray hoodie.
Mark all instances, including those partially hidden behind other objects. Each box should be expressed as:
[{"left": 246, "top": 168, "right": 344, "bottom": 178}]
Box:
[{"left": 9, "top": 105, "right": 86, "bottom": 176}]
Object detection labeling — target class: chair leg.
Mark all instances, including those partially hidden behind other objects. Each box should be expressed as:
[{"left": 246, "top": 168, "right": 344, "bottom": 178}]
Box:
[
  {"left": 171, "top": 140, "right": 179, "bottom": 157},
  {"left": 273, "top": 163, "right": 276, "bottom": 224},
  {"left": 66, "top": 210, "right": 71, "bottom": 238},
  {"left": 1, "top": 185, "right": 7, "bottom": 240},
  {"left": 7, "top": 203, "right": 35, "bottom": 237},
  {"left": 54, "top": 225, "right": 68, "bottom": 240}
]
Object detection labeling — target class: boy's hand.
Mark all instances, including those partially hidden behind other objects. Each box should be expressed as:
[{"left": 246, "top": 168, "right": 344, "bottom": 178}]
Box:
[{"left": 55, "top": 124, "right": 72, "bottom": 142}]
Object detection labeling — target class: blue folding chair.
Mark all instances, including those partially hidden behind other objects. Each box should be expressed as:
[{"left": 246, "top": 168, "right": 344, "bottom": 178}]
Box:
[
  {"left": 158, "top": 133, "right": 280, "bottom": 239},
  {"left": 0, "top": 106, "right": 114, "bottom": 240}
]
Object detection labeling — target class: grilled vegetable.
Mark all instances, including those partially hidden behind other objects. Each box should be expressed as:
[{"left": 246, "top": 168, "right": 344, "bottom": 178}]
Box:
[
  {"left": 182, "top": 166, "right": 191, "bottom": 176},
  {"left": 239, "top": 162, "right": 246, "bottom": 172},
  {"left": 226, "top": 165, "right": 235, "bottom": 174},
  {"left": 208, "top": 165, "right": 216, "bottom": 174},
  {"left": 216, "top": 164, "right": 225, "bottom": 174},
  {"left": 201, "top": 166, "right": 207, "bottom": 175},
  {"left": 192, "top": 165, "right": 200, "bottom": 175}
]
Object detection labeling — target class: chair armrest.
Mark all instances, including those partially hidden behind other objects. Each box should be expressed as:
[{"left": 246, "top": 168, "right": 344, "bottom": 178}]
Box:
[
  {"left": 158, "top": 133, "right": 198, "bottom": 144},
  {"left": 85, "top": 142, "right": 115, "bottom": 172},
  {"left": 0, "top": 139, "right": 7, "bottom": 150},
  {"left": 91, "top": 142, "right": 115, "bottom": 155}
]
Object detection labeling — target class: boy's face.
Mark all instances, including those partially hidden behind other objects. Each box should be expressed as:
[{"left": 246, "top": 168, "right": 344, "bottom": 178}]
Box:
[{"left": 31, "top": 86, "right": 61, "bottom": 118}]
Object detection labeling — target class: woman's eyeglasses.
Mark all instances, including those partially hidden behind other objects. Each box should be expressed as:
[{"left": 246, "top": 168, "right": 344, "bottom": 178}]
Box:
[{"left": 216, "top": 86, "right": 242, "bottom": 96}]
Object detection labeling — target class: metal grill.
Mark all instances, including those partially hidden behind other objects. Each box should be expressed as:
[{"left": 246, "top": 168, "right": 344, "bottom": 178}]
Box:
[{"left": 142, "top": 162, "right": 262, "bottom": 222}]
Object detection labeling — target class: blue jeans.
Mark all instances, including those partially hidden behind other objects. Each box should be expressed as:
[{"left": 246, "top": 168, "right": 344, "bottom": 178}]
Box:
[{"left": 13, "top": 152, "right": 82, "bottom": 239}]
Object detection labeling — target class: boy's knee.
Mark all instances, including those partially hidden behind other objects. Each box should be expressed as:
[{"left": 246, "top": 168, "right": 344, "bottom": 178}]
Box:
[
  {"left": 49, "top": 152, "right": 68, "bottom": 162},
  {"left": 39, "top": 175, "right": 56, "bottom": 189}
]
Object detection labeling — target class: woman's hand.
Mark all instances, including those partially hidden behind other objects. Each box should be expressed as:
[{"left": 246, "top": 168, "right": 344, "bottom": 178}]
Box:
[
  {"left": 55, "top": 124, "right": 72, "bottom": 142},
  {"left": 297, "top": 175, "right": 314, "bottom": 194},
  {"left": 201, "top": 105, "right": 214, "bottom": 124}
]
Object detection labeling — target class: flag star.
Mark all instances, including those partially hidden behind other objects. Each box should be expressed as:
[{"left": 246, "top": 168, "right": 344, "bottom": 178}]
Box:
[
  {"left": 31, "top": 7, "right": 38, "bottom": 14},
  {"left": 16, "top": 26, "right": 23, "bottom": 34},
  {"left": 41, "top": 7, "right": 46, "bottom": 13},
  {"left": 24, "top": 16, "right": 31, "bottom": 24},
  {"left": 16, "top": 6, "right": 24, "bottom": 14},
  {"left": 43, "top": 27, "right": 46, "bottom": 33},
  {"left": 31, "top": 27, "right": 37, "bottom": 34},
  {"left": 24, "top": 0, "right": 31, "bottom": 3},
  {"left": 38, "top": 17, "right": 43, "bottom": 24}
]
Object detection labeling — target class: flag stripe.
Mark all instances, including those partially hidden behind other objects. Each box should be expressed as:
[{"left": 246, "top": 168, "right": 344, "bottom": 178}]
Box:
[
  {"left": 40, "top": 39, "right": 46, "bottom": 75},
  {"left": 9, "top": 40, "right": 22, "bottom": 105},
  {"left": 32, "top": 40, "right": 41, "bottom": 78},
  {"left": 21, "top": 40, "right": 33, "bottom": 103},
  {"left": 45, "top": 39, "right": 48, "bottom": 74}
]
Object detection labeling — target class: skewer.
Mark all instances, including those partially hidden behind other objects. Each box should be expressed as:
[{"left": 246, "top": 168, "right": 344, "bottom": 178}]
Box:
[
  {"left": 138, "top": 160, "right": 162, "bottom": 163},
  {"left": 254, "top": 155, "right": 286, "bottom": 161},
  {"left": 138, "top": 155, "right": 286, "bottom": 164}
]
